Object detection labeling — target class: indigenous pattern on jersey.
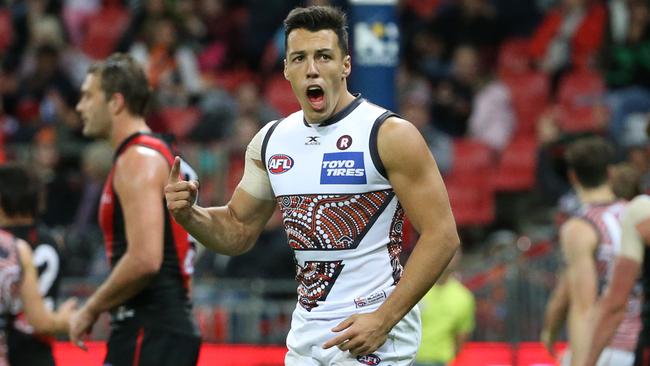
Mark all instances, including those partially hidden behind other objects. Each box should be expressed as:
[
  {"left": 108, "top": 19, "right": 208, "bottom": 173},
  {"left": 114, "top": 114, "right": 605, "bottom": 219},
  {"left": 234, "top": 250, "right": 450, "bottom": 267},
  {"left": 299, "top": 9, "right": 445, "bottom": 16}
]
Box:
[
  {"left": 279, "top": 191, "right": 394, "bottom": 251},
  {"left": 580, "top": 200, "right": 642, "bottom": 352},
  {"left": 98, "top": 132, "right": 197, "bottom": 334},
  {"left": 262, "top": 96, "right": 404, "bottom": 315},
  {"left": 4, "top": 224, "right": 59, "bottom": 366}
]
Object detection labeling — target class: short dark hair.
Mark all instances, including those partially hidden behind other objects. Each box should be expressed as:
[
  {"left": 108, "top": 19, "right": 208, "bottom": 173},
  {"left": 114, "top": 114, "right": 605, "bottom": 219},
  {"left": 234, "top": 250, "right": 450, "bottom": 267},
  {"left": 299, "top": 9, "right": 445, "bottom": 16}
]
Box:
[
  {"left": 87, "top": 53, "right": 150, "bottom": 116},
  {"left": 565, "top": 136, "right": 614, "bottom": 188},
  {"left": 610, "top": 162, "right": 641, "bottom": 200},
  {"left": 284, "top": 6, "right": 349, "bottom": 56},
  {"left": 0, "top": 164, "right": 40, "bottom": 217}
]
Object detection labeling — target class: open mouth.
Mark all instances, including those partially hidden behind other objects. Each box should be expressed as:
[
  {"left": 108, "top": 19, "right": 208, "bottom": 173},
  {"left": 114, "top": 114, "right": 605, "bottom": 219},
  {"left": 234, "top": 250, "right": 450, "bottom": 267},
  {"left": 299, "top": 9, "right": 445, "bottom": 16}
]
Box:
[{"left": 306, "top": 86, "right": 325, "bottom": 111}]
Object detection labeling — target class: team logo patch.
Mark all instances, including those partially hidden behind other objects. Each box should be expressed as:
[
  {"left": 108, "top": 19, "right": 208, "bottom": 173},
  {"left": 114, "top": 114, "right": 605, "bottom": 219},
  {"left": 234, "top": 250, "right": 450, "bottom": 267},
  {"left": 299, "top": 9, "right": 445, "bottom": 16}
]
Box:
[
  {"left": 337, "top": 135, "right": 352, "bottom": 150},
  {"left": 320, "top": 152, "right": 366, "bottom": 184},
  {"left": 268, "top": 154, "right": 294, "bottom": 174},
  {"left": 356, "top": 354, "right": 381, "bottom": 365}
]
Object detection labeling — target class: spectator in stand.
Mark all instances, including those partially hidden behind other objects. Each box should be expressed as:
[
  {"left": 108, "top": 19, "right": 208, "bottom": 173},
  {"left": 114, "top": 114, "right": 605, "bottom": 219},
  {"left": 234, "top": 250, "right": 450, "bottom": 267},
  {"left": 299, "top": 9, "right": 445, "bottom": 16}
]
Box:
[
  {"left": 602, "top": 0, "right": 650, "bottom": 146},
  {"left": 431, "top": 45, "right": 482, "bottom": 137},
  {"left": 130, "top": 15, "right": 203, "bottom": 108},
  {"left": 529, "top": 0, "right": 607, "bottom": 90},
  {"left": 399, "top": 74, "right": 453, "bottom": 174},
  {"left": 181, "top": 0, "right": 248, "bottom": 72},
  {"left": 14, "top": 44, "right": 80, "bottom": 142},
  {"left": 115, "top": 0, "right": 171, "bottom": 53},
  {"left": 467, "top": 80, "right": 515, "bottom": 152},
  {"left": 431, "top": 0, "right": 501, "bottom": 65}
]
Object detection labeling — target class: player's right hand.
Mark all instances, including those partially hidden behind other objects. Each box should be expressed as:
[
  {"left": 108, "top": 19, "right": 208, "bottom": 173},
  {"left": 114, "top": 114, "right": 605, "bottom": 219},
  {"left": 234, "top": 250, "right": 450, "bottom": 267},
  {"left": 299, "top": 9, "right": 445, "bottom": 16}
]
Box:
[{"left": 165, "top": 156, "right": 199, "bottom": 224}]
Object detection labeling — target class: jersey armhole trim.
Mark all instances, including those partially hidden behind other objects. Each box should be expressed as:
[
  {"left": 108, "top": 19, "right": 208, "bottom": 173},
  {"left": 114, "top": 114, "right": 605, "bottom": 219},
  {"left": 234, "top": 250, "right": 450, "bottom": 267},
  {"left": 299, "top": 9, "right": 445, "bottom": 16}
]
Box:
[
  {"left": 261, "top": 119, "right": 284, "bottom": 170},
  {"left": 370, "top": 111, "right": 398, "bottom": 180}
]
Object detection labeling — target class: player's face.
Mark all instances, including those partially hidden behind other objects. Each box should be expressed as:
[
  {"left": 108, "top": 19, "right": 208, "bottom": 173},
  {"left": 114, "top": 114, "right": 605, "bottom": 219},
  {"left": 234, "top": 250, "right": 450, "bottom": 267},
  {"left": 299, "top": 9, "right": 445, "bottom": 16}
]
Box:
[
  {"left": 76, "top": 73, "right": 112, "bottom": 139},
  {"left": 284, "top": 28, "right": 351, "bottom": 124}
]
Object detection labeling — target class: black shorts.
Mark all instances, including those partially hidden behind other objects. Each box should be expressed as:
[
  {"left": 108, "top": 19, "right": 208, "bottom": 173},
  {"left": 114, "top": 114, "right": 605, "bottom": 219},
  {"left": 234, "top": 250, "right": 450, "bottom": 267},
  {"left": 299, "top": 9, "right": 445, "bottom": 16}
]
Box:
[
  {"left": 104, "top": 326, "right": 201, "bottom": 366},
  {"left": 7, "top": 333, "right": 54, "bottom": 366}
]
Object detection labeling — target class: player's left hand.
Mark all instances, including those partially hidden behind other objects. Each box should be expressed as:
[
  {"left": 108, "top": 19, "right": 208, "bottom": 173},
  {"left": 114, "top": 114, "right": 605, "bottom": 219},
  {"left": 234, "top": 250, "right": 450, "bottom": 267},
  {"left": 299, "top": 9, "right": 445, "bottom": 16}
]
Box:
[
  {"left": 322, "top": 312, "right": 390, "bottom": 357},
  {"left": 69, "top": 305, "right": 98, "bottom": 351}
]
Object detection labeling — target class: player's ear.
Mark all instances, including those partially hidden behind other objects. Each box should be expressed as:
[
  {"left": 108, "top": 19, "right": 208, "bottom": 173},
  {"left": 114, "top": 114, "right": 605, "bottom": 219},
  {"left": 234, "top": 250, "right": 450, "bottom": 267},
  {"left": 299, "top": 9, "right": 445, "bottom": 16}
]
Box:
[
  {"left": 109, "top": 93, "right": 126, "bottom": 114},
  {"left": 283, "top": 59, "right": 289, "bottom": 80},
  {"left": 342, "top": 55, "right": 351, "bottom": 78}
]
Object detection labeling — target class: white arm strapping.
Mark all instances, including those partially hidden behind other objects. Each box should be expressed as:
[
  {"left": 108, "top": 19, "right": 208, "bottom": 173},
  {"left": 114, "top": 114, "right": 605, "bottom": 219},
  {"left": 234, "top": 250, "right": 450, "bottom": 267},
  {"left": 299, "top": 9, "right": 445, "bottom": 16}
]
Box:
[
  {"left": 236, "top": 124, "right": 275, "bottom": 201},
  {"left": 619, "top": 196, "right": 650, "bottom": 263}
]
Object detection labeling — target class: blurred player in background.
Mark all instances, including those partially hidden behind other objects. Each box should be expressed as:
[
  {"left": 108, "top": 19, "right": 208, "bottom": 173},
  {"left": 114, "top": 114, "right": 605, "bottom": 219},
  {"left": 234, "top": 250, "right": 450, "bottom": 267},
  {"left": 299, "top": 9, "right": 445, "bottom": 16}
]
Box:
[
  {"left": 0, "top": 164, "right": 62, "bottom": 366},
  {"left": 414, "top": 249, "right": 475, "bottom": 366},
  {"left": 584, "top": 149, "right": 650, "bottom": 366},
  {"left": 542, "top": 137, "right": 640, "bottom": 366},
  {"left": 165, "top": 6, "right": 459, "bottom": 365},
  {"left": 70, "top": 53, "right": 200, "bottom": 366}
]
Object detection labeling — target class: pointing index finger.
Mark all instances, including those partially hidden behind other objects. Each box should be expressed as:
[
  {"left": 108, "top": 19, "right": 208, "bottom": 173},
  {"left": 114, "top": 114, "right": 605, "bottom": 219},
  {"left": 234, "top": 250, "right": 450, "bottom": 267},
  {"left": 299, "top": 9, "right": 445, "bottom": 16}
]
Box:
[{"left": 169, "top": 156, "right": 182, "bottom": 183}]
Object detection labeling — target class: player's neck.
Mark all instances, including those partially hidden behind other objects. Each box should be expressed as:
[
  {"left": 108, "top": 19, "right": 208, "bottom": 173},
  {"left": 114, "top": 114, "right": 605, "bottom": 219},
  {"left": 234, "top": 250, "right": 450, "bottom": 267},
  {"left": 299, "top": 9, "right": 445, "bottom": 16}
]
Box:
[
  {"left": 577, "top": 184, "right": 616, "bottom": 205},
  {"left": 110, "top": 116, "right": 151, "bottom": 149},
  {"left": 333, "top": 91, "right": 356, "bottom": 115}
]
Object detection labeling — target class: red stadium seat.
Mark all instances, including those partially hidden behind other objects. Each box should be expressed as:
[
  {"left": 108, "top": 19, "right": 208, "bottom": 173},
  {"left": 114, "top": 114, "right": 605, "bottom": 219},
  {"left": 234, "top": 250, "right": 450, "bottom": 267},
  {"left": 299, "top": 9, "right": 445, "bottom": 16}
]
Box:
[
  {"left": 264, "top": 73, "right": 300, "bottom": 117},
  {"left": 80, "top": 7, "right": 129, "bottom": 60},
  {"left": 158, "top": 107, "right": 202, "bottom": 139},
  {"left": 0, "top": 9, "right": 13, "bottom": 55},
  {"left": 557, "top": 69, "right": 605, "bottom": 132},
  {"left": 450, "top": 139, "right": 495, "bottom": 174},
  {"left": 493, "top": 136, "right": 538, "bottom": 191},
  {"left": 446, "top": 176, "right": 495, "bottom": 226},
  {"left": 502, "top": 71, "right": 550, "bottom": 137},
  {"left": 497, "top": 38, "right": 531, "bottom": 79},
  {"left": 444, "top": 139, "right": 496, "bottom": 226}
]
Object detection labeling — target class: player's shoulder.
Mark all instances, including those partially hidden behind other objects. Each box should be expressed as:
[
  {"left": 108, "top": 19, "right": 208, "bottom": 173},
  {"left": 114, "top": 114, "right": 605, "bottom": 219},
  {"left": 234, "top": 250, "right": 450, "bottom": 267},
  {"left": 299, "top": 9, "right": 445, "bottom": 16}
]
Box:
[
  {"left": 116, "top": 145, "right": 168, "bottom": 172},
  {"left": 114, "top": 145, "right": 169, "bottom": 189},
  {"left": 626, "top": 195, "right": 650, "bottom": 215},
  {"left": 376, "top": 115, "right": 427, "bottom": 160},
  {"left": 560, "top": 216, "right": 597, "bottom": 243}
]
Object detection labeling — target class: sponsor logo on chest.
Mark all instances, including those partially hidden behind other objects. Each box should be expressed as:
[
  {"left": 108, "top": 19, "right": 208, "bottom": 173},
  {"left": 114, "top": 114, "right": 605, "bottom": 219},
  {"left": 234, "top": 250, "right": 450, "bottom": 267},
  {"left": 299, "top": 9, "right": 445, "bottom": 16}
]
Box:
[{"left": 320, "top": 152, "right": 366, "bottom": 184}]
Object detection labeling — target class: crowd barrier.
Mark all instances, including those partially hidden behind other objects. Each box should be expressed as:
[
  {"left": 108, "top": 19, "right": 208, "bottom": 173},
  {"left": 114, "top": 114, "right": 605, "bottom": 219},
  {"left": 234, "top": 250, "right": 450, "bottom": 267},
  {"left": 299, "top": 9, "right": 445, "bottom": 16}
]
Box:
[{"left": 52, "top": 341, "right": 567, "bottom": 365}]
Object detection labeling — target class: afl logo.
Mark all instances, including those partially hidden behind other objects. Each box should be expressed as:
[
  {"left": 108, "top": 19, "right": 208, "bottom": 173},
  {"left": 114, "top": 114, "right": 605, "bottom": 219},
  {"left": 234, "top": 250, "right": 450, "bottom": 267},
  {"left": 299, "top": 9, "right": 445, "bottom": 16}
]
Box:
[
  {"left": 268, "top": 154, "right": 294, "bottom": 174},
  {"left": 356, "top": 354, "right": 381, "bottom": 365},
  {"left": 337, "top": 135, "right": 352, "bottom": 150}
]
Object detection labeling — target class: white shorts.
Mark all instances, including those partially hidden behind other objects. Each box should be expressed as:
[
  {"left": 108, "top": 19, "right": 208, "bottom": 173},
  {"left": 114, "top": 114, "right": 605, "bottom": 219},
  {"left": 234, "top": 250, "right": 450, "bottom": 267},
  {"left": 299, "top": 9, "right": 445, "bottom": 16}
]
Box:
[
  {"left": 285, "top": 305, "right": 421, "bottom": 366},
  {"left": 561, "top": 347, "right": 635, "bottom": 366}
]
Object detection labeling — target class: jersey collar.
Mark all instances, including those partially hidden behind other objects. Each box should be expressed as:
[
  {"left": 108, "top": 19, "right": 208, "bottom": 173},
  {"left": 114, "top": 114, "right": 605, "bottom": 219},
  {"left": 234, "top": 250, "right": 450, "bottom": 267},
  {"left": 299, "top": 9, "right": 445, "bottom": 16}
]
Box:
[{"left": 303, "top": 94, "right": 363, "bottom": 128}]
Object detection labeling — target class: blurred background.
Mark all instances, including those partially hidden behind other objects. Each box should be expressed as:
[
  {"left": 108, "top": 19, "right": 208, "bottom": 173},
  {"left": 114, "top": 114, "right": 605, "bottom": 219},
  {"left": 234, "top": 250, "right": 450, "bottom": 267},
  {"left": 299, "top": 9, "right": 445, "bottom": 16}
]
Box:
[{"left": 1, "top": 0, "right": 648, "bottom": 364}]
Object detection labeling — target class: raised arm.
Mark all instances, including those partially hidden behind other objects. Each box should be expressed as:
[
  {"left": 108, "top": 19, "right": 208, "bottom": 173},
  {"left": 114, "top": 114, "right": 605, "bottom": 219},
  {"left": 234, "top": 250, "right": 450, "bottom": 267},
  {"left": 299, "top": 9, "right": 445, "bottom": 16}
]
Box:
[
  {"left": 560, "top": 217, "right": 599, "bottom": 366},
  {"left": 583, "top": 197, "right": 650, "bottom": 366},
  {"left": 324, "top": 116, "right": 460, "bottom": 356},
  {"left": 165, "top": 126, "right": 277, "bottom": 256}
]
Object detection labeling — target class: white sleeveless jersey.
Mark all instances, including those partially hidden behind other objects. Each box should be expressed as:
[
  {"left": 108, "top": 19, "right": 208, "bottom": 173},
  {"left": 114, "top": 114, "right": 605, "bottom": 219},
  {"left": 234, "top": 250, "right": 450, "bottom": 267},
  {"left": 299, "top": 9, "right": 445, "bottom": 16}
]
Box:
[
  {"left": 262, "top": 97, "right": 404, "bottom": 317},
  {"left": 579, "top": 200, "right": 642, "bottom": 352}
]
